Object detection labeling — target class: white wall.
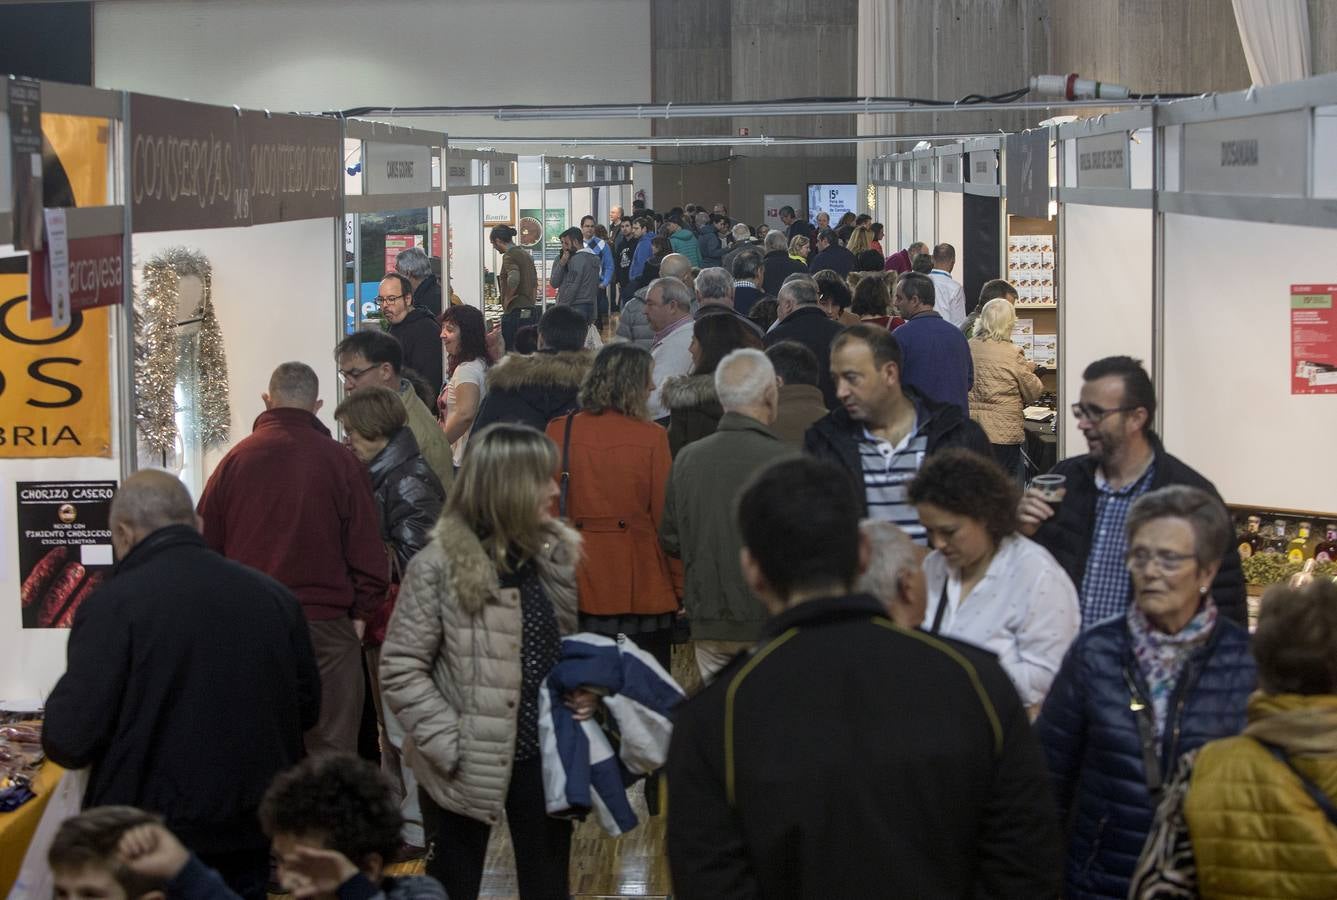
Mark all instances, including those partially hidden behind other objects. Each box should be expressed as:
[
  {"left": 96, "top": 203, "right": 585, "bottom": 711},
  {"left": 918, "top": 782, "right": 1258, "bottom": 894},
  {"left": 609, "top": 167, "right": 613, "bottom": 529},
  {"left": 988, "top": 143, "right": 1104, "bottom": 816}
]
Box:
[{"left": 93, "top": 0, "right": 652, "bottom": 157}]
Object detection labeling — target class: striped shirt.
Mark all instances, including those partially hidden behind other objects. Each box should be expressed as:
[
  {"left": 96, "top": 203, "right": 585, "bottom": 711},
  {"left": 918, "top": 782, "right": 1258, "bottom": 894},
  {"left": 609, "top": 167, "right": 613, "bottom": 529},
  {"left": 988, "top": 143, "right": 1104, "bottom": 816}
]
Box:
[
  {"left": 1079, "top": 463, "right": 1157, "bottom": 627},
  {"left": 858, "top": 418, "right": 929, "bottom": 542}
]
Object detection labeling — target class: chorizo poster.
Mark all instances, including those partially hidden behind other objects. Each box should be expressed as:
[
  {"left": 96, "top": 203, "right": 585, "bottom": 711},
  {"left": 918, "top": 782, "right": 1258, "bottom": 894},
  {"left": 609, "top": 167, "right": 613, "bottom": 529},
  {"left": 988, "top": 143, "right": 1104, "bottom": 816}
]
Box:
[
  {"left": 0, "top": 263, "right": 113, "bottom": 458},
  {"left": 16, "top": 481, "right": 117, "bottom": 629}
]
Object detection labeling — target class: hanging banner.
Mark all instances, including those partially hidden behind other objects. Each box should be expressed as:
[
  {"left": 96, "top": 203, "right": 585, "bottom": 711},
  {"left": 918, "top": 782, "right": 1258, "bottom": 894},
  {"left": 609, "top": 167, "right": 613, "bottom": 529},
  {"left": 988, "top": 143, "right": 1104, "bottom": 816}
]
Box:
[
  {"left": 1005, "top": 129, "right": 1051, "bottom": 219},
  {"left": 16, "top": 480, "right": 117, "bottom": 629},
  {"left": 8, "top": 77, "right": 43, "bottom": 250},
  {"left": 543, "top": 208, "right": 566, "bottom": 251},
  {"left": 1291, "top": 283, "right": 1337, "bottom": 395},
  {"left": 365, "top": 142, "right": 432, "bottom": 194},
  {"left": 0, "top": 263, "right": 113, "bottom": 458},
  {"left": 28, "top": 233, "right": 125, "bottom": 320},
  {"left": 130, "top": 94, "right": 341, "bottom": 231}
]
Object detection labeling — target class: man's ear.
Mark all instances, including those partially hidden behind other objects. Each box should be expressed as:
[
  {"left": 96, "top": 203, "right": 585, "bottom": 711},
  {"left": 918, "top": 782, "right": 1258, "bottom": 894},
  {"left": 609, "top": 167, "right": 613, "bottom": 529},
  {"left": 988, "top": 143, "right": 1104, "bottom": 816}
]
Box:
[
  {"left": 315, "top": 399, "right": 324, "bottom": 413},
  {"left": 261, "top": 392, "right": 273, "bottom": 410}
]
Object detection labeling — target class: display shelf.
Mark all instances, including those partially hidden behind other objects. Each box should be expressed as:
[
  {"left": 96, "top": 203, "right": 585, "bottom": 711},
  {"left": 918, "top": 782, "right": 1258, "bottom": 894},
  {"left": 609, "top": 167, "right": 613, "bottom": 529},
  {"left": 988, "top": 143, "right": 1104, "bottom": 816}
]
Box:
[{"left": 1015, "top": 303, "right": 1058, "bottom": 309}]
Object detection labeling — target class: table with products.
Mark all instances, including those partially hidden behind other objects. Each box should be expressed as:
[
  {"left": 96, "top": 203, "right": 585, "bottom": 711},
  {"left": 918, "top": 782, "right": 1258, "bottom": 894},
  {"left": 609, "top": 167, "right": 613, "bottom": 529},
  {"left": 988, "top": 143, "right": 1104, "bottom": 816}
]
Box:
[{"left": 0, "top": 712, "right": 82, "bottom": 899}]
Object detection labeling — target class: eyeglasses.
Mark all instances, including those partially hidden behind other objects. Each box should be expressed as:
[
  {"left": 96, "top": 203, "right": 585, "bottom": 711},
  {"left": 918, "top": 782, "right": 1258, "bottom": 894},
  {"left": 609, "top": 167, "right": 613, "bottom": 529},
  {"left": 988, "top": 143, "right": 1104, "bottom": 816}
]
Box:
[
  {"left": 1126, "top": 549, "right": 1196, "bottom": 572},
  {"left": 1071, "top": 402, "right": 1137, "bottom": 423},
  {"left": 339, "top": 364, "right": 380, "bottom": 382},
  {"left": 377, "top": 293, "right": 407, "bottom": 305}
]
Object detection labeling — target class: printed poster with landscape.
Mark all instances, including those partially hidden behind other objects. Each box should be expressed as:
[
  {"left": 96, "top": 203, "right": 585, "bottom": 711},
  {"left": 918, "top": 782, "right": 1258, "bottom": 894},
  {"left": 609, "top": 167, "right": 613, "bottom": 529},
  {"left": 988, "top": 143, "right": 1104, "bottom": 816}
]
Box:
[
  {"left": 17, "top": 481, "right": 117, "bottom": 628},
  {"left": 1290, "top": 284, "right": 1337, "bottom": 394}
]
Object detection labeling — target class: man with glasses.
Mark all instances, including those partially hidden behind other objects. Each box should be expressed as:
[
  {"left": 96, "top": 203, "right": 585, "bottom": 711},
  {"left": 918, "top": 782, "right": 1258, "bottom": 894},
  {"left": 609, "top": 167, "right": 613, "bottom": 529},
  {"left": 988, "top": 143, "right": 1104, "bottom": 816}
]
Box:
[
  {"left": 378, "top": 272, "right": 443, "bottom": 395},
  {"left": 1017, "top": 355, "right": 1245, "bottom": 627},
  {"left": 334, "top": 329, "right": 455, "bottom": 490}
]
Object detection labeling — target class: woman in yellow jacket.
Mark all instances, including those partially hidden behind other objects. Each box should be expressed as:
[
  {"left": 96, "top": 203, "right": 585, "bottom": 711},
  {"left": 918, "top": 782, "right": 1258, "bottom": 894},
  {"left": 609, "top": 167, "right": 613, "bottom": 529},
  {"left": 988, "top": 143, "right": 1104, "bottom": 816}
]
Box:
[
  {"left": 1131, "top": 577, "right": 1337, "bottom": 899},
  {"left": 967, "top": 297, "right": 1043, "bottom": 485}
]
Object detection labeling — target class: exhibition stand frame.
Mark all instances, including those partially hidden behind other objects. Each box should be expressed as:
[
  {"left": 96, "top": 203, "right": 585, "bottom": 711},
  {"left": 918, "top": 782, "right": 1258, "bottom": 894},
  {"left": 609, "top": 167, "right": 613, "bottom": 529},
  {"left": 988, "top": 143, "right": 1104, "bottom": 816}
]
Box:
[{"left": 446, "top": 146, "right": 518, "bottom": 312}]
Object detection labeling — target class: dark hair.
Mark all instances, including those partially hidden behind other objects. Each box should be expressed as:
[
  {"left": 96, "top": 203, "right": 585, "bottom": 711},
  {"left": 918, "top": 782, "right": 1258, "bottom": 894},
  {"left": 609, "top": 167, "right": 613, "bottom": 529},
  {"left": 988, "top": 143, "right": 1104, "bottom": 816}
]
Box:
[
  {"left": 665, "top": 212, "right": 685, "bottom": 228},
  {"left": 260, "top": 754, "right": 402, "bottom": 869},
  {"left": 634, "top": 215, "right": 655, "bottom": 231},
  {"left": 49, "top": 806, "right": 165, "bottom": 896},
  {"left": 979, "top": 278, "right": 1017, "bottom": 305},
  {"left": 837, "top": 212, "right": 858, "bottom": 229},
  {"left": 815, "top": 226, "right": 838, "bottom": 246},
  {"left": 766, "top": 340, "right": 820, "bottom": 387},
  {"left": 731, "top": 247, "right": 764, "bottom": 280},
  {"left": 831, "top": 324, "right": 903, "bottom": 370},
  {"left": 851, "top": 273, "right": 890, "bottom": 316},
  {"left": 1082, "top": 355, "right": 1157, "bottom": 425},
  {"left": 559, "top": 226, "right": 583, "bottom": 244},
  {"left": 932, "top": 243, "right": 956, "bottom": 265},
  {"left": 898, "top": 271, "right": 936, "bottom": 307},
  {"left": 538, "top": 304, "right": 587, "bottom": 353},
  {"left": 748, "top": 297, "right": 779, "bottom": 332},
  {"left": 871, "top": 222, "right": 884, "bottom": 241},
  {"left": 1253, "top": 578, "right": 1337, "bottom": 695},
  {"left": 401, "top": 367, "right": 437, "bottom": 409},
  {"left": 651, "top": 235, "right": 672, "bottom": 255},
  {"left": 381, "top": 271, "right": 413, "bottom": 299},
  {"left": 692, "top": 313, "right": 764, "bottom": 376},
  {"left": 336, "top": 329, "right": 403, "bottom": 374},
  {"left": 906, "top": 447, "right": 1019, "bottom": 544},
  {"left": 439, "top": 304, "right": 490, "bottom": 375},
  {"left": 489, "top": 224, "right": 516, "bottom": 243},
  {"left": 513, "top": 326, "right": 539, "bottom": 355},
  {"left": 814, "top": 269, "right": 853, "bottom": 311},
  {"left": 779, "top": 205, "right": 796, "bottom": 217},
  {"left": 710, "top": 213, "right": 729, "bottom": 226},
  {"left": 911, "top": 253, "right": 934, "bottom": 274},
  {"left": 738, "top": 457, "right": 862, "bottom": 596},
  {"left": 632, "top": 198, "right": 646, "bottom": 210},
  {"left": 580, "top": 215, "right": 595, "bottom": 226}
]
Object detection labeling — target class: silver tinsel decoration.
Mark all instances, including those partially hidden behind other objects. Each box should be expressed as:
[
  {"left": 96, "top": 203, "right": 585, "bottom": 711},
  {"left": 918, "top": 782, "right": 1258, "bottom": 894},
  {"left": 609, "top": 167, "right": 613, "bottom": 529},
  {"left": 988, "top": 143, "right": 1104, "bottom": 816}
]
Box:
[{"left": 134, "top": 248, "right": 232, "bottom": 455}]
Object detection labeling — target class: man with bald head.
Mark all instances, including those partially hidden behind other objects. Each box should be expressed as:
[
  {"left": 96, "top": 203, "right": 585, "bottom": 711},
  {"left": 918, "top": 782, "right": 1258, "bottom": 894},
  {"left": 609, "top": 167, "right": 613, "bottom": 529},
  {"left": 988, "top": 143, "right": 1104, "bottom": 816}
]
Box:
[
  {"left": 44, "top": 470, "right": 319, "bottom": 900},
  {"left": 199, "top": 361, "right": 386, "bottom": 760}
]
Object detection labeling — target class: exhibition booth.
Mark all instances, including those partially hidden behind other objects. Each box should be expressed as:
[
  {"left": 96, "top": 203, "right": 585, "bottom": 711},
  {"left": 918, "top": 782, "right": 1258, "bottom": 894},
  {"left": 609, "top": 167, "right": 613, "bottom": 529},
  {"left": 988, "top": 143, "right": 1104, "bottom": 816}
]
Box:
[{"left": 446, "top": 147, "right": 518, "bottom": 313}]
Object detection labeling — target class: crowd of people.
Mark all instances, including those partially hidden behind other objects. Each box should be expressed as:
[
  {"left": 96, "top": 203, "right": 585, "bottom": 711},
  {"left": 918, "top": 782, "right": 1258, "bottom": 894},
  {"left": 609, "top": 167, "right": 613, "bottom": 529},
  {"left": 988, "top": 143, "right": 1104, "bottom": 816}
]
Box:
[{"left": 34, "top": 198, "right": 1337, "bottom": 900}]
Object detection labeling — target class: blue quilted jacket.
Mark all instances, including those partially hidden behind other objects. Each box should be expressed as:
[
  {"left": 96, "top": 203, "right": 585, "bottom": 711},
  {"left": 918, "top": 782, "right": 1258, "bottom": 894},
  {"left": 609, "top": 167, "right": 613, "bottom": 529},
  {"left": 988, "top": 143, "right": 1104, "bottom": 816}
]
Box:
[{"left": 1034, "top": 614, "right": 1256, "bottom": 900}]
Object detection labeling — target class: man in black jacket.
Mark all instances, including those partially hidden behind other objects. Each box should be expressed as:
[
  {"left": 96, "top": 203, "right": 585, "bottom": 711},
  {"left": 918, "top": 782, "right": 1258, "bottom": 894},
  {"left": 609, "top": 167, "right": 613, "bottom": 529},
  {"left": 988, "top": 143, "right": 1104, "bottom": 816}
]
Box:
[
  {"left": 805, "top": 324, "right": 990, "bottom": 540},
  {"left": 764, "top": 277, "right": 844, "bottom": 408},
  {"left": 760, "top": 229, "right": 806, "bottom": 296},
  {"left": 666, "top": 456, "right": 1062, "bottom": 899},
  {"left": 380, "top": 272, "right": 443, "bottom": 394},
  {"left": 472, "top": 305, "right": 593, "bottom": 432},
  {"left": 807, "top": 226, "right": 856, "bottom": 277},
  {"left": 43, "top": 470, "right": 320, "bottom": 900},
  {"left": 1018, "top": 355, "right": 1247, "bottom": 626}
]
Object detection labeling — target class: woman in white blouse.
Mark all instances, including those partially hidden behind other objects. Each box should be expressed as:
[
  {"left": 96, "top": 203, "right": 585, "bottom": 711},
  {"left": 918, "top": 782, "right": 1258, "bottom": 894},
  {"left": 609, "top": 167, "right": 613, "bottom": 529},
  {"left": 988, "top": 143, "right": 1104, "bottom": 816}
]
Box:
[
  {"left": 907, "top": 447, "right": 1079, "bottom": 715},
  {"left": 437, "top": 304, "right": 491, "bottom": 465}
]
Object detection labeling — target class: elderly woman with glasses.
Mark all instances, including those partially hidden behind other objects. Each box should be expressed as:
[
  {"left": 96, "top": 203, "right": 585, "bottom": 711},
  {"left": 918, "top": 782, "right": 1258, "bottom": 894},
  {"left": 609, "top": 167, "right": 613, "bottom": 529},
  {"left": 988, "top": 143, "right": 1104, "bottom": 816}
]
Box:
[{"left": 1035, "top": 485, "right": 1257, "bottom": 900}]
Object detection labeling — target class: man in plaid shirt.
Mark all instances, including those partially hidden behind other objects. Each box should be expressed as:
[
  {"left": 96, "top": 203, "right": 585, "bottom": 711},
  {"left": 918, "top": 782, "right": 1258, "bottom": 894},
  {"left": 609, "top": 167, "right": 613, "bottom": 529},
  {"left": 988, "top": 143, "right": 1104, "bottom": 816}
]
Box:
[{"left": 1017, "top": 356, "right": 1246, "bottom": 627}]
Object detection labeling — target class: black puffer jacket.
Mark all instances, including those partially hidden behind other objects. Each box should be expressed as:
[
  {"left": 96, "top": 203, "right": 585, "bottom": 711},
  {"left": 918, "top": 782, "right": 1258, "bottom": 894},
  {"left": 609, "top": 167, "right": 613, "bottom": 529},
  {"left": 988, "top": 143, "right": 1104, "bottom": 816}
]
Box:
[
  {"left": 1031, "top": 433, "right": 1247, "bottom": 626},
  {"left": 662, "top": 373, "right": 723, "bottom": 457},
  {"left": 803, "top": 388, "right": 991, "bottom": 517},
  {"left": 368, "top": 427, "right": 445, "bottom": 572},
  {"left": 1034, "top": 614, "right": 1256, "bottom": 900},
  {"left": 472, "top": 349, "right": 593, "bottom": 433}
]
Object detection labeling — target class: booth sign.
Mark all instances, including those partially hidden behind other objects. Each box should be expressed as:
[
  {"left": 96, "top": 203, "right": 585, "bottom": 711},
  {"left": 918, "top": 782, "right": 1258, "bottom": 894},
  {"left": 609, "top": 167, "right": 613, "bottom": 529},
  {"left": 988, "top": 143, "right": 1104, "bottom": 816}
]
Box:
[
  {"left": 1183, "top": 110, "right": 1309, "bottom": 197},
  {"left": 365, "top": 142, "right": 432, "bottom": 194},
  {"left": 969, "top": 150, "right": 998, "bottom": 185},
  {"left": 1075, "top": 131, "right": 1130, "bottom": 190},
  {"left": 28, "top": 234, "right": 124, "bottom": 320}
]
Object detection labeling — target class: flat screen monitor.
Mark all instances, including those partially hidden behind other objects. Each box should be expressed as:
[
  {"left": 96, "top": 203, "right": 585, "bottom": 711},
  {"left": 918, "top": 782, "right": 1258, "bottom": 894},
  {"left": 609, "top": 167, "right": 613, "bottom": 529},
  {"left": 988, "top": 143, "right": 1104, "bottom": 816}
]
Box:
[{"left": 807, "top": 183, "right": 857, "bottom": 226}]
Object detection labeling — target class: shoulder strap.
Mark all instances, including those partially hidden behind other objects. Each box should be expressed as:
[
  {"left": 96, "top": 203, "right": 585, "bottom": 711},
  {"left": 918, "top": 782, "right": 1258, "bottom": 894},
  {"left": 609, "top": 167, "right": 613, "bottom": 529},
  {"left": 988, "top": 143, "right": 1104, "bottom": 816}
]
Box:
[
  {"left": 928, "top": 579, "right": 950, "bottom": 635},
  {"left": 1257, "top": 739, "right": 1337, "bottom": 827},
  {"left": 1124, "top": 668, "right": 1165, "bottom": 799},
  {"left": 558, "top": 411, "right": 576, "bottom": 518}
]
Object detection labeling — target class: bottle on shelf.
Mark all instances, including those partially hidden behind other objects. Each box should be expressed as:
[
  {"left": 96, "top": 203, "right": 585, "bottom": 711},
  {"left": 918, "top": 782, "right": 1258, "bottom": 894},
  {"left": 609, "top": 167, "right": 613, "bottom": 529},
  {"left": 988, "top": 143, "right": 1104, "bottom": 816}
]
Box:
[
  {"left": 1236, "top": 515, "right": 1266, "bottom": 559},
  {"left": 1263, "top": 519, "right": 1290, "bottom": 555},
  {"left": 1287, "top": 522, "right": 1315, "bottom": 563},
  {"left": 1315, "top": 523, "right": 1337, "bottom": 564}
]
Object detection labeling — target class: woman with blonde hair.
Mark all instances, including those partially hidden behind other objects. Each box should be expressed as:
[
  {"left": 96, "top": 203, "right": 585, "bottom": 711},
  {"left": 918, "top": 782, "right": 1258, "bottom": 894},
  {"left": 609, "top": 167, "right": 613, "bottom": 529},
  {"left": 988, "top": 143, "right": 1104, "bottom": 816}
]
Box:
[
  {"left": 544, "top": 343, "right": 681, "bottom": 670},
  {"left": 788, "top": 234, "right": 810, "bottom": 264},
  {"left": 381, "top": 422, "right": 591, "bottom": 899},
  {"left": 968, "top": 296, "right": 1043, "bottom": 482},
  {"left": 847, "top": 225, "right": 884, "bottom": 272}
]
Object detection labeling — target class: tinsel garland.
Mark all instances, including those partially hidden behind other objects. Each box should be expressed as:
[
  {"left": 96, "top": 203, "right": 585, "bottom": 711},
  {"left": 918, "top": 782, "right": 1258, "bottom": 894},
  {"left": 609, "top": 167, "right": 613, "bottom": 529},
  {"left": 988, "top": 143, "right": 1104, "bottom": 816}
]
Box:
[{"left": 133, "top": 248, "right": 232, "bottom": 455}]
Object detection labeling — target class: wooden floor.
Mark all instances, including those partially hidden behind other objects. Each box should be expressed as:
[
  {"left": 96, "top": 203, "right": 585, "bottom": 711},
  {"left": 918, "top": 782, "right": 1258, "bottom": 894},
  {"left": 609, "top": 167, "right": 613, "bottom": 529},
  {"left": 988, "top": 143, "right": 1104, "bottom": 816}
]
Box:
[{"left": 274, "top": 644, "right": 701, "bottom": 900}]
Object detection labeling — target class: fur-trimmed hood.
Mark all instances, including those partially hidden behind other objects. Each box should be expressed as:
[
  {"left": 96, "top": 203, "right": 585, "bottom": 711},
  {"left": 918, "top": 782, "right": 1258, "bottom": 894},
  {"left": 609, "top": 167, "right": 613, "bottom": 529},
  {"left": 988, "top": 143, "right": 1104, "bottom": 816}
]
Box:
[
  {"left": 429, "top": 512, "right": 581, "bottom": 631},
  {"left": 485, "top": 350, "right": 594, "bottom": 393},
  {"left": 660, "top": 373, "right": 718, "bottom": 410}
]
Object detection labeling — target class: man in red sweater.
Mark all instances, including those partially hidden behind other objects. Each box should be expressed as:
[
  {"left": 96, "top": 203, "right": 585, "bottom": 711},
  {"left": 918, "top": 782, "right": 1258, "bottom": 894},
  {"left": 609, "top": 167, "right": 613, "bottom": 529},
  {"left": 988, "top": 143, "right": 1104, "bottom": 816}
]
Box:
[{"left": 198, "top": 361, "right": 387, "bottom": 757}]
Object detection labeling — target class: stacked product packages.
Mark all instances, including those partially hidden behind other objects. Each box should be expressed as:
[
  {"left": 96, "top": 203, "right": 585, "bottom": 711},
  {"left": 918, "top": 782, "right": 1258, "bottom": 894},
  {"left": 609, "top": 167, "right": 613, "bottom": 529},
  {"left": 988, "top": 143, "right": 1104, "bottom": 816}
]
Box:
[
  {"left": 1006, "top": 235, "right": 1056, "bottom": 306},
  {"left": 1010, "top": 318, "right": 1057, "bottom": 369}
]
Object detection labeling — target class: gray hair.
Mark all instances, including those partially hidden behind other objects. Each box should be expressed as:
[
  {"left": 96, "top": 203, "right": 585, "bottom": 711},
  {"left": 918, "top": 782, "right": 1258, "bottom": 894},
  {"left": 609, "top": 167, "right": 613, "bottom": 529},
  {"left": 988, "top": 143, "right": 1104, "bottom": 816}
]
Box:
[
  {"left": 1125, "top": 485, "right": 1231, "bottom": 570},
  {"left": 268, "top": 361, "right": 319, "bottom": 410},
  {"left": 732, "top": 248, "right": 764, "bottom": 280},
  {"left": 110, "top": 469, "right": 196, "bottom": 532},
  {"left": 764, "top": 230, "right": 789, "bottom": 253},
  {"left": 779, "top": 278, "right": 820, "bottom": 307},
  {"left": 695, "top": 210, "right": 710, "bottom": 228},
  {"left": 395, "top": 246, "right": 432, "bottom": 280},
  {"left": 648, "top": 276, "right": 694, "bottom": 312},
  {"left": 856, "top": 520, "right": 920, "bottom": 606},
  {"left": 714, "top": 348, "right": 775, "bottom": 411},
  {"left": 731, "top": 223, "right": 752, "bottom": 241},
  {"left": 695, "top": 267, "right": 734, "bottom": 303}
]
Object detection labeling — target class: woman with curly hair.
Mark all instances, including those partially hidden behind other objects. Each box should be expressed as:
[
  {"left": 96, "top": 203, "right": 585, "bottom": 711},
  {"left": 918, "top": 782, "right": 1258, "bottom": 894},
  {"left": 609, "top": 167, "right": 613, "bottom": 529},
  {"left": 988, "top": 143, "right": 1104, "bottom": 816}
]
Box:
[
  {"left": 908, "top": 447, "right": 1080, "bottom": 715},
  {"left": 437, "top": 304, "right": 491, "bottom": 465}
]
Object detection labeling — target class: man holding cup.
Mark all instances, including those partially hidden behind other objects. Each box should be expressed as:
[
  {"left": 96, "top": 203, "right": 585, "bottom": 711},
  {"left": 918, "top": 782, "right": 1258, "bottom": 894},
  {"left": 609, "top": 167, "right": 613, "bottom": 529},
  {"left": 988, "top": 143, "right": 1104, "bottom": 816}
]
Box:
[{"left": 1017, "top": 356, "right": 1246, "bottom": 627}]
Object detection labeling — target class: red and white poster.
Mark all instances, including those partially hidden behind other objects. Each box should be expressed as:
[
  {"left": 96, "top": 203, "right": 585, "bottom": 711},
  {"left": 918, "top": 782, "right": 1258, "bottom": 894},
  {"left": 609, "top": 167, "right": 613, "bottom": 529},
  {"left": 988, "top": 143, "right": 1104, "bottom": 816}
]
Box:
[
  {"left": 383, "top": 234, "right": 423, "bottom": 276},
  {"left": 28, "top": 234, "right": 125, "bottom": 320},
  {"left": 1290, "top": 283, "right": 1337, "bottom": 394}
]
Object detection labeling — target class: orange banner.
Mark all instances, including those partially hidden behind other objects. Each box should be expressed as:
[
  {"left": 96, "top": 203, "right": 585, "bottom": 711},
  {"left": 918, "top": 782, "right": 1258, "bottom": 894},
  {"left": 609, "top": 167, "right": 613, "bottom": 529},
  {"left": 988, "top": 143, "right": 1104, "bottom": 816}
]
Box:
[{"left": 0, "top": 267, "right": 113, "bottom": 458}]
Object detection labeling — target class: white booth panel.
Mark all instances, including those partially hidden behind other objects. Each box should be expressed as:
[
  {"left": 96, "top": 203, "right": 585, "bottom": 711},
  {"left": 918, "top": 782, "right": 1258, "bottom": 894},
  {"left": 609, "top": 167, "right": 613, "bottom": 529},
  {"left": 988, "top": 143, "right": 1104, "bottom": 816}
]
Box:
[
  {"left": 1059, "top": 204, "right": 1154, "bottom": 452},
  {"left": 448, "top": 195, "right": 483, "bottom": 309},
  {"left": 915, "top": 190, "right": 935, "bottom": 244},
  {"left": 1315, "top": 106, "right": 1337, "bottom": 198},
  {"left": 937, "top": 193, "right": 964, "bottom": 268},
  {"left": 569, "top": 187, "right": 594, "bottom": 225},
  {"left": 898, "top": 189, "right": 915, "bottom": 250},
  {"left": 1130, "top": 129, "right": 1154, "bottom": 190},
  {"left": 1162, "top": 213, "right": 1337, "bottom": 512}
]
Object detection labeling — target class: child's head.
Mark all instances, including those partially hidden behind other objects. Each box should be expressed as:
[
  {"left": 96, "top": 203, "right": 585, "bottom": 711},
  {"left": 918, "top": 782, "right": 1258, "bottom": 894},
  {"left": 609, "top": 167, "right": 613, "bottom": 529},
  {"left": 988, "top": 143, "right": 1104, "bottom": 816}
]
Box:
[
  {"left": 49, "top": 806, "right": 165, "bottom": 900},
  {"left": 260, "top": 754, "right": 402, "bottom": 882}
]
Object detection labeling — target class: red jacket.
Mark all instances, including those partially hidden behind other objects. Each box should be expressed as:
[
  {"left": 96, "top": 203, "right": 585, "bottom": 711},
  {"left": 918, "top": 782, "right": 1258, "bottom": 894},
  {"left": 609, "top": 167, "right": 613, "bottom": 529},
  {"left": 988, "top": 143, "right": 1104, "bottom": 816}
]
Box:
[
  {"left": 884, "top": 248, "right": 913, "bottom": 273},
  {"left": 198, "top": 407, "right": 388, "bottom": 621}
]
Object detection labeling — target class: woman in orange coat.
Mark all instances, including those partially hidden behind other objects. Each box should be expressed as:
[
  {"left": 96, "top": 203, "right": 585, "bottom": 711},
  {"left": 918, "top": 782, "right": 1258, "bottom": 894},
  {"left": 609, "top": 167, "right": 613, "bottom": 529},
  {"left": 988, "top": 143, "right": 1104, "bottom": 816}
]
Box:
[{"left": 546, "top": 343, "right": 682, "bottom": 669}]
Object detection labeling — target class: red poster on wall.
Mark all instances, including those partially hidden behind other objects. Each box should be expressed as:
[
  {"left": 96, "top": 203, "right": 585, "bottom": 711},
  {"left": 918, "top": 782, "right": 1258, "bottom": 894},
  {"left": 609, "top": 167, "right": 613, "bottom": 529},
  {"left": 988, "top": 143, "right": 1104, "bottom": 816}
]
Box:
[
  {"left": 28, "top": 234, "right": 125, "bottom": 320},
  {"left": 1291, "top": 283, "right": 1337, "bottom": 394},
  {"left": 384, "top": 234, "right": 422, "bottom": 276}
]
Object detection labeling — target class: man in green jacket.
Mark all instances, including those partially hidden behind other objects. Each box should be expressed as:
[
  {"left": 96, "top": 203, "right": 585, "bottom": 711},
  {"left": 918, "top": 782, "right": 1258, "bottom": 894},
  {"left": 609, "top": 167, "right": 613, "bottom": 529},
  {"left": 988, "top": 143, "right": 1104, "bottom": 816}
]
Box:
[
  {"left": 665, "top": 213, "right": 702, "bottom": 267},
  {"left": 660, "top": 347, "right": 796, "bottom": 682}
]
